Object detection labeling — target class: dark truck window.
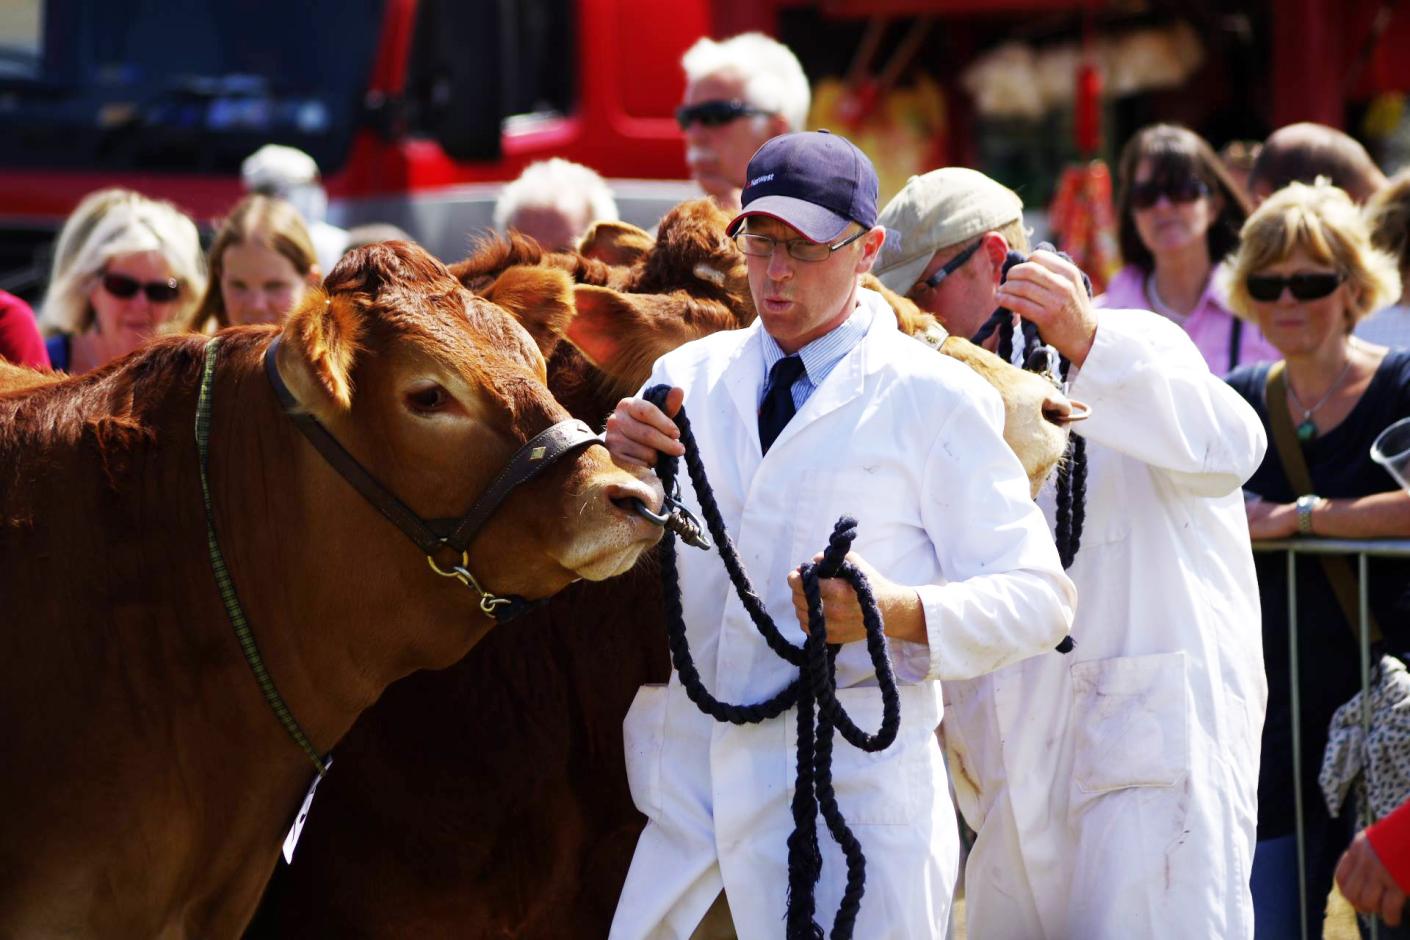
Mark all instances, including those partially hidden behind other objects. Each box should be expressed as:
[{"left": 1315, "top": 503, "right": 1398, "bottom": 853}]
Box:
[
  {"left": 0, "top": 0, "right": 383, "bottom": 174},
  {"left": 405, "top": 0, "right": 573, "bottom": 157}
]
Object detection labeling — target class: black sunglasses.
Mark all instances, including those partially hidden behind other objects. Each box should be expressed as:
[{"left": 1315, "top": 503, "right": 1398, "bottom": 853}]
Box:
[
  {"left": 101, "top": 271, "right": 181, "bottom": 303},
  {"left": 1129, "top": 177, "right": 1211, "bottom": 210},
  {"left": 914, "top": 239, "right": 983, "bottom": 293},
  {"left": 676, "top": 99, "right": 770, "bottom": 130},
  {"left": 1245, "top": 271, "right": 1346, "bottom": 302}
]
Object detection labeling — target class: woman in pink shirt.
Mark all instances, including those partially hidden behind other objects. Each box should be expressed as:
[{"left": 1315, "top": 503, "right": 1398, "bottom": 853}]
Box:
[{"left": 1098, "top": 124, "right": 1280, "bottom": 375}]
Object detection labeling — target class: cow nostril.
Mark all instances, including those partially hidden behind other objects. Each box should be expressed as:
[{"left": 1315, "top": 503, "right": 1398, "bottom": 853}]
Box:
[
  {"left": 605, "top": 480, "right": 663, "bottom": 516},
  {"left": 1045, "top": 397, "right": 1091, "bottom": 426}
]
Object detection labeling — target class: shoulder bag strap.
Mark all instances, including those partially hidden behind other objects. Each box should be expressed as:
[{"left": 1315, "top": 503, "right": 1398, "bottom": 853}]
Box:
[{"left": 1265, "top": 361, "right": 1383, "bottom": 644}]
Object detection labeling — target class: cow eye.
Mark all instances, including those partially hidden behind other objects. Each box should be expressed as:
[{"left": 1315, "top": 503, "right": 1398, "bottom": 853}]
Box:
[{"left": 405, "top": 383, "right": 450, "bottom": 414}]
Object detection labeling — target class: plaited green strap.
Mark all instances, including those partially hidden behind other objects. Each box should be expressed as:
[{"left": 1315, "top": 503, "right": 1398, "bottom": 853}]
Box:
[{"left": 196, "top": 338, "right": 329, "bottom": 776}]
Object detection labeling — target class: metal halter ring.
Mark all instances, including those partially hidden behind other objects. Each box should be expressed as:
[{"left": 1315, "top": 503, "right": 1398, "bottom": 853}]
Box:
[{"left": 426, "top": 551, "right": 514, "bottom": 617}]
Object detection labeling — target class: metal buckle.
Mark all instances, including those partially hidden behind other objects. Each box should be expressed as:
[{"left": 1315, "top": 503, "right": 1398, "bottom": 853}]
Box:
[{"left": 426, "top": 550, "right": 513, "bottom": 617}]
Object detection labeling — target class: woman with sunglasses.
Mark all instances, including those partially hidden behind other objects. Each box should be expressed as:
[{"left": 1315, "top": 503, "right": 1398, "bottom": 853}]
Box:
[
  {"left": 183, "top": 195, "right": 320, "bottom": 332},
  {"left": 37, "top": 190, "right": 205, "bottom": 373},
  {"left": 1224, "top": 180, "right": 1410, "bottom": 939},
  {"left": 1099, "top": 124, "right": 1280, "bottom": 374}
]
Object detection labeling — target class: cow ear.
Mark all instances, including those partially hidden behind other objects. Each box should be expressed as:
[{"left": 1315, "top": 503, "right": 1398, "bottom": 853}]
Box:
[
  {"left": 480, "top": 265, "right": 575, "bottom": 357},
  {"left": 569, "top": 285, "right": 734, "bottom": 384},
  {"left": 579, "top": 221, "right": 654, "bottom": 267},
  {"left": 280, "top": 288, "right": 364, "bottom": 409}
]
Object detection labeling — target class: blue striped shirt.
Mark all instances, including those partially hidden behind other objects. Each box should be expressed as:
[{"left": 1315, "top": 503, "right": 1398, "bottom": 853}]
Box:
[{"left": 759, "top": 298, "right": 874, "bottom": 410}]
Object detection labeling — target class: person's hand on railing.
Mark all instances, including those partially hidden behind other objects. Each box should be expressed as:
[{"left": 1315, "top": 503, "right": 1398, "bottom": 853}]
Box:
[{"left": 1244, "top": 493, "right": 1298, "bottom": 540}]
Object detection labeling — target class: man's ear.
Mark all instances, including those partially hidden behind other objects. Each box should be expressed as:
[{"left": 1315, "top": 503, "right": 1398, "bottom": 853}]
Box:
[
  {"left": 982, "top": 231, "right": 1011, "bottom": 287},
  {"left": 279, "top": 288, "right": 363, "bottom": 409},
  {"left": 855, "top": 226, "right": 887, "bottom": 274}
]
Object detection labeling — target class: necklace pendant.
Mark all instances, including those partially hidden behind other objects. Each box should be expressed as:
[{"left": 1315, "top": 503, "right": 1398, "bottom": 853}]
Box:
[{"left": 1296, "top": 418, "right": 1318, "bottom": 442}]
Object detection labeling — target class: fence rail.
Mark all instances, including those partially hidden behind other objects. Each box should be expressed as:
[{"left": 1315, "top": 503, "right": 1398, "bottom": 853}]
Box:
[{"left": 1250, "top": 538, "right": 1410, "bottom": 940}]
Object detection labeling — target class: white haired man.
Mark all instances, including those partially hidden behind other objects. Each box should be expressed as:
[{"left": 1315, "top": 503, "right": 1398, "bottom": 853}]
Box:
[
  {"left": 241, "top": 144, "right": 349, "bottom": 274},
  {"left": 493, "top": 158, "right": 620, "bottom": 252},
  {"left": 677, "top": 33, "right": 810, "bottom": 211},
  {"left": 875, "top": 168, "right": 1269, "bottom": 938}
]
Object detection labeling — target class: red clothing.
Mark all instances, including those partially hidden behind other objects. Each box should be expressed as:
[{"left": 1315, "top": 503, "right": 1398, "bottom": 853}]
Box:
[
  {"left": 1368, "top": 798, "right": 1410, "bottom": 893},
  {"left": 0, "top": 290, "right": 49, "bottom": 369}
]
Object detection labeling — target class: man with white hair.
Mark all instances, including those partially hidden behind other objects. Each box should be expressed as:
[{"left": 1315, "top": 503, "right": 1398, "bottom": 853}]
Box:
[
  {"left": 677, "top": 33, "right": 810, "bottom": 210},
  {"left": 241, "top": 144, "right": 349, "bottom": 273},
  {"left": 492, "top": 158, "right": 619, "bottom": 251}
]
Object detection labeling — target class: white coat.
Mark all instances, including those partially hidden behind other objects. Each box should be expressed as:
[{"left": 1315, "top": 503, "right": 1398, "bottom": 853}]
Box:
[
  {"left": 941, "top": 309, "right": 1269, "bottom": 939},
  {"left": 610, "top": 289, "right": 1076, "bottom": 940}
]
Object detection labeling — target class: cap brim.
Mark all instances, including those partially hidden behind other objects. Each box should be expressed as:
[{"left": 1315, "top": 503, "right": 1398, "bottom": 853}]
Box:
[
  {"left": 873, "top": 249, "right": 933, "bottom": 296},
  {"left": 726, "top": 195, "right": 853, "bottom": 243}
]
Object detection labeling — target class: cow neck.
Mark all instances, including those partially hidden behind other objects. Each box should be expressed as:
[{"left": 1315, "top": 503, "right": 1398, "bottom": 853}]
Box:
[{"left": 197, "top": 337, "right": 330, "bottom": 777}]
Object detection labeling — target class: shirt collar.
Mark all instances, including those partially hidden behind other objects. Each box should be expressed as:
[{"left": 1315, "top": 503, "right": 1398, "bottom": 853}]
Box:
[{"left": 759, "top": 295, "right": 874, "bottom": 384}]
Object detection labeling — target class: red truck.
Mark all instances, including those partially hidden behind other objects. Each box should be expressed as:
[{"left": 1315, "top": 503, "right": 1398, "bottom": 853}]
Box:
[{"left": 0, "top": 0, "right": 710, "bottom": 292}]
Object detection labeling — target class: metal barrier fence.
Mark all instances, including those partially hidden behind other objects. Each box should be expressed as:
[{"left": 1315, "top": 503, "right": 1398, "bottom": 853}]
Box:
[{"left": 1251, "top": 537, "right": 1410, "bottom": 940}]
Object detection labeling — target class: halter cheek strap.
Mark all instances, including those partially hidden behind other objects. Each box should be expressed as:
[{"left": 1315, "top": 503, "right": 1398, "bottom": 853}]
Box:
[{"left": 262, "top": 336, "right": 603, "bottom": 622}]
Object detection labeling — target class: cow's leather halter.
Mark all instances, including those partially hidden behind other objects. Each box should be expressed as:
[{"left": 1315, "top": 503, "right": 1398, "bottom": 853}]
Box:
[
  {"left": 260, "top": 336, "right": 605, "bottom": 623},
  {"left": 196, "top": 337, "right": 602, "bottom": 776}
]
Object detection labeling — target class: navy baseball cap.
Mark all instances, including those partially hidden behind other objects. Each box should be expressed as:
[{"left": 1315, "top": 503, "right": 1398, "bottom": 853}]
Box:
[{"left": 726, "top": 131, "right": 879, "bottom": 243}]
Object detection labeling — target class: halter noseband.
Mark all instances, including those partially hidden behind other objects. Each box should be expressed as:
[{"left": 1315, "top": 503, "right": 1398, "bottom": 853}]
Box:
[{"left": 263, "top": 336, "right": 604, "bottom": 623}]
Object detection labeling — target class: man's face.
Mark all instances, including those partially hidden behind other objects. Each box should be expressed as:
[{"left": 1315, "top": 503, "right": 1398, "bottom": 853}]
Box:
[
  {"left": 743, "top": 216, "right": 881, "bottom": 354},
  {"left": 908, "top": 233, "right": 1007, "bottom": 341},
  {"left": 681, "top": 72, "right": 782, "bottom": 210}
]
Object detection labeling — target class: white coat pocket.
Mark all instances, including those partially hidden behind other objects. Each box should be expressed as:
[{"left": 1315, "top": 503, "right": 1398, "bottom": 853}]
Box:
[
  {"left": 1070, "top": 651, "right": 1191, "bottom": 793},
  {"left": 622, "top": 683, "right": 668, "bottom": 821}
]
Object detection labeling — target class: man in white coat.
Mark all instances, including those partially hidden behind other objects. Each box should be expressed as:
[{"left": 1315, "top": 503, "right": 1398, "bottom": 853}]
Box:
[
  {"left": 875, "top": 168, "right": 1270, "bottom": 939},
  {"left": 604, "top": 132, "right": 1076, "bottom": 939}
]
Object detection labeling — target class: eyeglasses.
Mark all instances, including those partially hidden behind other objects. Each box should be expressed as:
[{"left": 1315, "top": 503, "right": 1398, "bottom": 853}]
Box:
[
  {"left": 676, "top": 99, "right": 770, "bottom": 130},
  {"left": 100, "top": 272, "right": 181, "bottom": 303},
  {"left": 913, "top": 239, "right": 983, "bottom": 294},
  {"left": 1129, "top": 177, "right": 1211, "bottom": 209},
  {"left": 1245, "top": 271, "right": 1346, "bottom": 302},
  {"left": 734, "top": 228, "right": 866, "bottom": 263}
]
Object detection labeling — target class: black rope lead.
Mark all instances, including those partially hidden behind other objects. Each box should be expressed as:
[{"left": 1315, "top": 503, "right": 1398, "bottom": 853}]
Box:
[
  {"left": 644, "top": 384, "right": 900, "bottom": 940},
  {"left": 969, "top": 245, "right": 1088, "bottom": 658}
]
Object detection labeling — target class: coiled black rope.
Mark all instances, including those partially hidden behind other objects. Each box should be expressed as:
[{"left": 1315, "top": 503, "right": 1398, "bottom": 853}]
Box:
[{"left": 643, "top": 384, "right": 900, "bottom": 940}]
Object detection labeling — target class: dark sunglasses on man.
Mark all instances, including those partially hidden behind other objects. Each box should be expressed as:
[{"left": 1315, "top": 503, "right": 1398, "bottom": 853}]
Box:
[
  {"left": 1129, "top": 177, "right": 1211, "bottom": 210},
  {"left": 100, "top": 271, "right": 181, "bottom": 303},
  {"left": 676, "top": 99, "right": 771, "bottom": 131},
  {"left": 911, "top": 238, "right": 984, "bottom": 295},
  {"left": 1245, "top": 271, "right": 1345, "bottom": 302}
]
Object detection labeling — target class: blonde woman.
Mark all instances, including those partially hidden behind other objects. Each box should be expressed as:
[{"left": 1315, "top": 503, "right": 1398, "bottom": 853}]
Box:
[
  {"left": 186, "top": 195, "right": 320, "bottom": 331},
  {"left": 1224, "top": 180, "right": 1410, "bottom": 938},
  {"left": 38, "top": 190, "right": 205, "bottom": 372}
]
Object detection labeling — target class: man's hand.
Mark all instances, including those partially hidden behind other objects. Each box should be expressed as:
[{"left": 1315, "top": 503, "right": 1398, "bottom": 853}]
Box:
[
  {"left": 604, "top": 387, "right": 685, "bottom": 469},
  {"left": 994, "top": 250, "right": 1098, "bottom": 368},
  {"left": 1336, "top": 830, "right": 1407, "bottom": 926},
  {"left": 787, "top": 551, "right": 925, "bottom": 646},
  {"left": 1245, "top": 497, "right": 1298, "bottom": 540}
]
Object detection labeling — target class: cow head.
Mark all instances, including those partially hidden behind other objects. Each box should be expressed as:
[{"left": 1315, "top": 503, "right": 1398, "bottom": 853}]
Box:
[{"left": 274, "top": 241, "right": 663, "bottom": 604}]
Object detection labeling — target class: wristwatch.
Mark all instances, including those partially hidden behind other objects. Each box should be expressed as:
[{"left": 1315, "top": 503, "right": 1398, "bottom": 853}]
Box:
[{"left": 1295, "top": 494, "right": 1324, "bottom": 535}]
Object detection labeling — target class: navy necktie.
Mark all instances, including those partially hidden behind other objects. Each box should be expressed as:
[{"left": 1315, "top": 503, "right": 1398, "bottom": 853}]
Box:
[{"left": 758, "top": 355, "right": 806, "bottom": 455}]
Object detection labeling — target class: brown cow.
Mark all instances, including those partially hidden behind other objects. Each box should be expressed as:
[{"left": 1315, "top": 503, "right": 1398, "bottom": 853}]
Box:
[
  {"left": 253, "top": 219, "right": 1080, "bottom": 937},
  {"left": 0, "top": 242, "right": 663, "bottom": 938}
]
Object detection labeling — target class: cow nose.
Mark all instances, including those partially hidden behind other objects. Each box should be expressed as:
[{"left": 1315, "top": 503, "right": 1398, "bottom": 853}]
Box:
[
  {"left": 606, "top": 475, "right": 665, "bottom": 517},
  {"left": 1042, "top": 389, "right": 1090, "bottom": 426}
]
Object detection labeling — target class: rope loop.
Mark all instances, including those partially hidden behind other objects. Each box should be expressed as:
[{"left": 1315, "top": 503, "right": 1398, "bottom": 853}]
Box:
[{"left": 643, "top": 384, "right": 899, "bottom": 939}]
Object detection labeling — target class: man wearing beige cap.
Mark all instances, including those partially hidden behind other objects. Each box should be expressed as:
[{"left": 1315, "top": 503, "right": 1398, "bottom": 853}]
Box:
[{"left": 876, "top": 168, "right": 1271, "bottom": 939}]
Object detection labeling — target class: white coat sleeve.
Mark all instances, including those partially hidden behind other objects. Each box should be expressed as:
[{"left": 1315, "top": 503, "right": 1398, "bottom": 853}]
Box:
[
  {"left": 914, "top": 379, "right": 1077, "bottom": 681},
  {"left": 1066, "top": 308, "right": 1268, "bottom": 497}
]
